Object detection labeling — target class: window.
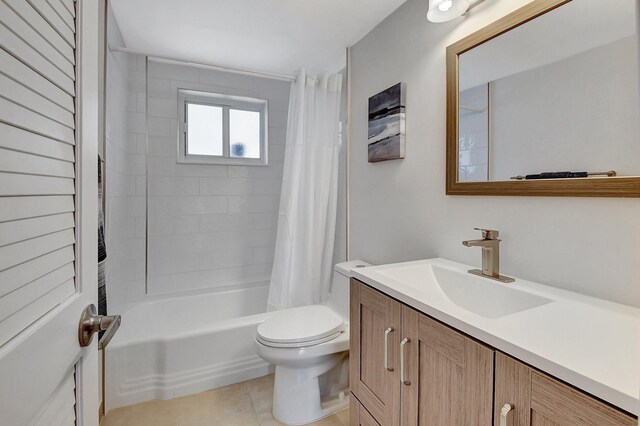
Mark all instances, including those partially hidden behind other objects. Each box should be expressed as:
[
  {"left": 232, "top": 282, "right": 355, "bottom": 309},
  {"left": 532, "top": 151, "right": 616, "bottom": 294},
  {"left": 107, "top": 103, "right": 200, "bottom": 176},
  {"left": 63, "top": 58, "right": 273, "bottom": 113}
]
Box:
[{"left": 178, "top": 89, "right": 268, "bottom": 165}]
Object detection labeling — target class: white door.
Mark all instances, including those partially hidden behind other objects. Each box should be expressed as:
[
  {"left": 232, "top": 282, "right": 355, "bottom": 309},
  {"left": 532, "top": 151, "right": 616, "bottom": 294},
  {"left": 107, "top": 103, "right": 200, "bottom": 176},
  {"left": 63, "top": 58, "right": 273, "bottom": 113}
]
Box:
[{"left": 0, "top": 0, "right": 101, "bottom": 424}]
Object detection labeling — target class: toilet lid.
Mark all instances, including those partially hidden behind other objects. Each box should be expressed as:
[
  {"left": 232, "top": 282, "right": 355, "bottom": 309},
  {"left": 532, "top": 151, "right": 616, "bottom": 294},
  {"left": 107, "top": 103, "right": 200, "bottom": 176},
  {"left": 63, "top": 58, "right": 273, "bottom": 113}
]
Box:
[{"left": 257, "top": 305, "right": 345, "bottom": 346}]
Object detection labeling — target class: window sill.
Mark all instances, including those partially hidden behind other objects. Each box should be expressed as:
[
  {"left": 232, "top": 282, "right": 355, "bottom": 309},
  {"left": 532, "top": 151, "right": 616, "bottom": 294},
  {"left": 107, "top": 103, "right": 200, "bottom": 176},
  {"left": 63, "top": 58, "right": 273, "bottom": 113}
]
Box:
[{"left": 176, "top": 155, "right": 269, "bottom": 167}]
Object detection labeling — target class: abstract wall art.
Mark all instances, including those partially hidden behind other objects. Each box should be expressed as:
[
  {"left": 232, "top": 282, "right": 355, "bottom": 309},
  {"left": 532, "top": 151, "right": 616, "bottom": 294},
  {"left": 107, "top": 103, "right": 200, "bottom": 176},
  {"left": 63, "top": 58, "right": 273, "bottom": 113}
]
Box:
[{"left": 368, "top": 82, "right": 406, "bottom": 163}]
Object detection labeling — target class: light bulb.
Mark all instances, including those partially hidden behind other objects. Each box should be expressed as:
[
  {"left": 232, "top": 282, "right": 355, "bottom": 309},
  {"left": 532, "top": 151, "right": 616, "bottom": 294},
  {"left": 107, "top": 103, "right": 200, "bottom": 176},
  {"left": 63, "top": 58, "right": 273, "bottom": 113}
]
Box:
[
  {"left": 427, "top": 0, "right": 469, "bottom": 22},
  {"left": 438, "top": 0, "right": 453, "bottom": 12}
]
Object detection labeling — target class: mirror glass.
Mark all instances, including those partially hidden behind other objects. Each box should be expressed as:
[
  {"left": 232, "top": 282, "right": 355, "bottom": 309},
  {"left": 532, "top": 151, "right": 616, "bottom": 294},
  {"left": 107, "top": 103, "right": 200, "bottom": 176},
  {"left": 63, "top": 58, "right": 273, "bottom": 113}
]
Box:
[{"left": 457, "top": 0, "right": 639, "bottom": 182}]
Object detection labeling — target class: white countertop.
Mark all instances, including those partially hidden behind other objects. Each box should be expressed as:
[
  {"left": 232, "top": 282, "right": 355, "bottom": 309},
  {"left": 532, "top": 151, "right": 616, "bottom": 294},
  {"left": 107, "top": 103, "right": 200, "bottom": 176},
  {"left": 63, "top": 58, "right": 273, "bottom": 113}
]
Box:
[{"left": 351, "top": 258, "right": 640, "bottom": 415}]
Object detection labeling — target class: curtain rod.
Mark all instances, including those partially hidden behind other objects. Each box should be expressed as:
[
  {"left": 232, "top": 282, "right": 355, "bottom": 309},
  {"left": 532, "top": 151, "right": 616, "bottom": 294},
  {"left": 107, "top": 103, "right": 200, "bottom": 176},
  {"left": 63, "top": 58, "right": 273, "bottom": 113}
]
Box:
[{"left": 108, "top": 45, "right": 296, "bottom": 82}]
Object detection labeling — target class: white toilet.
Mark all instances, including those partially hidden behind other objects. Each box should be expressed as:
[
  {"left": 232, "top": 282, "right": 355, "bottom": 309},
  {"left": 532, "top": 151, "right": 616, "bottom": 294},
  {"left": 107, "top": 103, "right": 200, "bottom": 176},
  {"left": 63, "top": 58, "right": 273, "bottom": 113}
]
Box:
[{"left": 256, "top": 260, "right": 370, "bottom": 425}]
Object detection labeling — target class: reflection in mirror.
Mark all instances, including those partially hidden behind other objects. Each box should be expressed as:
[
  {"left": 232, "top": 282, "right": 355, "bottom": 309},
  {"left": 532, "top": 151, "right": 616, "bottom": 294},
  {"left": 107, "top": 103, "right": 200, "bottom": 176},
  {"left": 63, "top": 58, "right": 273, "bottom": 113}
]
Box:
[{"left": 457, "top": 0, "right": 639, "bottom": 182}]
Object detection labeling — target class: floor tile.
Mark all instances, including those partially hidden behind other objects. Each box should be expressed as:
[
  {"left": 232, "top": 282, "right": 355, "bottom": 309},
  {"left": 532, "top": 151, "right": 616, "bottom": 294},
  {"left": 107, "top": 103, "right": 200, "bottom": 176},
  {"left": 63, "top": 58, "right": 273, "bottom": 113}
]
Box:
[
  {"left": 310, "top": 413, "right": 345, "bottom": 426},
  {"left": 334, "top": 408, "right": 349, "bottom": 425},
  {"left": 102, "top": 375, "right": 350, "bottom": 426},
  {"left": 102, "top": 398, "right": 182, "bottom": 426},
  {"left": 176, "top": 382, "right": 260, "bottom": 426},
  {"left": 246, "top": 374, "right": 276, "bottom": 423}
]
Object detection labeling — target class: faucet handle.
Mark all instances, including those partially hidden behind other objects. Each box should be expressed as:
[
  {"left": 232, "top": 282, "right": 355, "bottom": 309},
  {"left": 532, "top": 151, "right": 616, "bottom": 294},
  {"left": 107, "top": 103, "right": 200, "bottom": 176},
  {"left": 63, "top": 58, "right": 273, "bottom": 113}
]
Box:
[{"left": 474, "top": 227, "right": 499, "bottom": 239}]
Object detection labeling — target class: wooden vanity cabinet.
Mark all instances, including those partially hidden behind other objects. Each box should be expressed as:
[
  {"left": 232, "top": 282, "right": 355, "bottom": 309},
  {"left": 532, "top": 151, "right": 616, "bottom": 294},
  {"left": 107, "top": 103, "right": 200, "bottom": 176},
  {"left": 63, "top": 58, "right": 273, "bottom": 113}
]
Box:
[
  {"left": 350, "top": 279, "right": 494, "bottom": 425},
  {"left": 351, "top": 279, "right": 637, "bottom": 426},
  {"left": 494, "top": 353, "right": 636, "bottom": 426},
  {"left": 350, "top": 279, "right": 401, "bottom": 426},
  {"left": 351, "top": 397, "right": 382, "bottom": 426}
]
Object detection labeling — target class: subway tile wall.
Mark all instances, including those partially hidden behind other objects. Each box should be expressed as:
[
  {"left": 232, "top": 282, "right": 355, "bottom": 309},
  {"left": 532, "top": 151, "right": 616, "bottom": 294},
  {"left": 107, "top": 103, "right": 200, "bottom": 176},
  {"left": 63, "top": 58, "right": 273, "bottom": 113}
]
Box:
[
  {"left": 105, "top": 15, "right": 147, "bottom": 313},
  {"left": 106, "top": 46, "right": 347, "bottom": 308},
  {"left": 458, "top": 84, "right": 489, "bottom": 182},
  {"left": 145, "top": 60, "right": 290, "bottom": 296}
]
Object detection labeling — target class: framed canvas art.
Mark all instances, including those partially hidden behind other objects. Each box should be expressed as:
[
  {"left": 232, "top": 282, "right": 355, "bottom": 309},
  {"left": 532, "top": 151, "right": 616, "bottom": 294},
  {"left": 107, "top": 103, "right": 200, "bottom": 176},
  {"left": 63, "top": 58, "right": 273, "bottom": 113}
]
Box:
[{"left": 368, "top": 82, "right": 406, "bottom": 162}]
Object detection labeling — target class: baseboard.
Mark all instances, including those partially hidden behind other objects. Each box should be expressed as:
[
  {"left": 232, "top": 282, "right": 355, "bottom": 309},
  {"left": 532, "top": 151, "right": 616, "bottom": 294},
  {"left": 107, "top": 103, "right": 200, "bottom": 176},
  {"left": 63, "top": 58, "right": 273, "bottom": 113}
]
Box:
[{"left": 108, "top": 355, "right": 273, "bottom": 410}]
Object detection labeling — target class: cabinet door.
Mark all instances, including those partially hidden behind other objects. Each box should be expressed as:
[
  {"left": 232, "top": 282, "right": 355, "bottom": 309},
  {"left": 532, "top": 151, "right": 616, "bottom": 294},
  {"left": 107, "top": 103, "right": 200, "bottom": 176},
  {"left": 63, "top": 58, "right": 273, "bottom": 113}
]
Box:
[
  {"left": 350, "top": 279, "right": 402, "bottom": 426},
  {"left": 401, "top": 306, "right": 494, "bottom": 425},
  {"left": 351, "top": 396, "right": 382, "bottom": 426},
  {"left": 495, "top": 352, "right": 636, "bottom": 426},
  {"left": 494, "top": 352, "right": 532, "bottom": 426}
]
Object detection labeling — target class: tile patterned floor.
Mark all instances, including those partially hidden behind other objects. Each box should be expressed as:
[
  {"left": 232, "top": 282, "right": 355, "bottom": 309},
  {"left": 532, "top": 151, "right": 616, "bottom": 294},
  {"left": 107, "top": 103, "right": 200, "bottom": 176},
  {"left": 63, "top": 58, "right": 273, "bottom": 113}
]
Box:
[{"left": 102, "top": 375, "right": 349, "bottom": 426}]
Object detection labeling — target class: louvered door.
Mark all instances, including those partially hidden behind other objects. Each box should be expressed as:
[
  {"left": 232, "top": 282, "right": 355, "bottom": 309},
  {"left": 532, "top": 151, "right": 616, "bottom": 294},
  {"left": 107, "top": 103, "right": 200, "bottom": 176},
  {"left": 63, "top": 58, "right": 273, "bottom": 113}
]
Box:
[{"left": 0, "top": 0, "right": 100, "bottom": 424}]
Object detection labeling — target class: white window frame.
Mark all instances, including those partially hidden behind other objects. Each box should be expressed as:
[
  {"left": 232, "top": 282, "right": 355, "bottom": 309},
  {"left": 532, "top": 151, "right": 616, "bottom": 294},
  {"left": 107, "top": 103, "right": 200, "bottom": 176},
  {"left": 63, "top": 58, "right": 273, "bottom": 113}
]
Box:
[{"left": 178, "top": 89, "right": 269, "bottom": 166}]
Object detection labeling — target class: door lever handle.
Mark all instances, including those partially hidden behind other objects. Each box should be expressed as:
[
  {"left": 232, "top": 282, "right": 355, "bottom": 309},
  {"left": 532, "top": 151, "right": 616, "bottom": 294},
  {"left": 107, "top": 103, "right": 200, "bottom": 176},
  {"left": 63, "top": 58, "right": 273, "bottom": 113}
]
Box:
[{"left": 78, "top": 304, "right": 121, "bottom": 348}]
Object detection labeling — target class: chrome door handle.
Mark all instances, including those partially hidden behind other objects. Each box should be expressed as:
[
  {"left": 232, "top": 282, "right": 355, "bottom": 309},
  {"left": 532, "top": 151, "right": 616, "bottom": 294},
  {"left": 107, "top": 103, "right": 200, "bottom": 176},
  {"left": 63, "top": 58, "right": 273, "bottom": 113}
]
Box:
[
  {"left": 500, "top": 403, "right": 513, "bottom": 426},
  {"left": 384, "top": 327, "right": 394, "bottom": 371},
  {"left": 78, "top": 304, "right": 121, "bottom": 349},
  {"left": 400, "top": 337, "right": 410, "bottom": 385}
]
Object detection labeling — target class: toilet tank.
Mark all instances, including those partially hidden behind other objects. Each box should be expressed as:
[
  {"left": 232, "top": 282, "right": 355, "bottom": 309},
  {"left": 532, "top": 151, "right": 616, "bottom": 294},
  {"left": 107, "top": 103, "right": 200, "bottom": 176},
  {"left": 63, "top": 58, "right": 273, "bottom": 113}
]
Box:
[{"left": 327, "top": 260, "right": 371, "bottom": 320}]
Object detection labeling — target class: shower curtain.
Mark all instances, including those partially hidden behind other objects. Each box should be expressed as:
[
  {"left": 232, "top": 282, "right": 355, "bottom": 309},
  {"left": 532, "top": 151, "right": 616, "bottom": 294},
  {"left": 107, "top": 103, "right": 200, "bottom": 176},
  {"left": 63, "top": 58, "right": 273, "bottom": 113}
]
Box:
[{"left": 267, "top": 69, "right": 343, "bottom": 311}]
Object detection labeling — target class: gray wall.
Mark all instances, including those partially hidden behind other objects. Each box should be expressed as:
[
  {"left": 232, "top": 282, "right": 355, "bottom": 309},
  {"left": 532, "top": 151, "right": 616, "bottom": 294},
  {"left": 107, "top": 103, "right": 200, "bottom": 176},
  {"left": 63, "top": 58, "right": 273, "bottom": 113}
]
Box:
[
  {"left": 349, "top": 0, "right": 640, "bottom": 306},
  {"left": 491, "top": 35, "right": 639, "bottom": 180}
]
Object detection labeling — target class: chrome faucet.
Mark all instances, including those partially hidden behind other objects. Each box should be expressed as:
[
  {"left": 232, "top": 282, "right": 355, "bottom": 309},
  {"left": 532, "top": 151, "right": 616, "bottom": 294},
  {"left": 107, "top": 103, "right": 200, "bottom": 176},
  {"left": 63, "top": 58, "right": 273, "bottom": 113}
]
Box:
[{"left": 462, "top": 228, "right": 514, "bottom": 283}]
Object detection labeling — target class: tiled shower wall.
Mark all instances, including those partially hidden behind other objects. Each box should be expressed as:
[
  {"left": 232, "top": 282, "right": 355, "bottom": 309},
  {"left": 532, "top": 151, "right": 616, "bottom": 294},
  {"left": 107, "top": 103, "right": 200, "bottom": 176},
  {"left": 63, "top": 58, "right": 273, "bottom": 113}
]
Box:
[
  {"left": 107, "top": 43, "right": 348, "bottom": 306},
  {"left": 458, "top": 84, "right": 488, "bottom": 182},
  {"left": 105, "top": 10, "right": 146, "bottom": 313},
  {"left": 145, "top": 60, "right": 290, "bottom": 296}
]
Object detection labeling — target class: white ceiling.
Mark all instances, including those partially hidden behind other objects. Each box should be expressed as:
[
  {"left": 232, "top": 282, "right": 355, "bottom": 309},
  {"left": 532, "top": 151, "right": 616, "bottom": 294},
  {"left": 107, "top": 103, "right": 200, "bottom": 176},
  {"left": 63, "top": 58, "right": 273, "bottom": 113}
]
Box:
[{"left": 110, "top": 0, "right": 407, "bottom": 75}]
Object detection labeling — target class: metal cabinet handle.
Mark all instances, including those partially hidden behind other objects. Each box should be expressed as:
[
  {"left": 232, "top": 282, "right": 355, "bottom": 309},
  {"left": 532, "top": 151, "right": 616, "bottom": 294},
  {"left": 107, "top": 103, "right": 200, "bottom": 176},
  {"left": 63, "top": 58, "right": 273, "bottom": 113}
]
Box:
[
  {"left": 78, "top": 304, "right": 121, "bottom": 349},
  {"left": 500, "top": 403, "right": 513, "bottom": 426},
  {"left": 384, "top": 327, "right": 394, "bottom": 371},
  {"left": 400, "top": 337, "right": 411, "bottom": 385}
]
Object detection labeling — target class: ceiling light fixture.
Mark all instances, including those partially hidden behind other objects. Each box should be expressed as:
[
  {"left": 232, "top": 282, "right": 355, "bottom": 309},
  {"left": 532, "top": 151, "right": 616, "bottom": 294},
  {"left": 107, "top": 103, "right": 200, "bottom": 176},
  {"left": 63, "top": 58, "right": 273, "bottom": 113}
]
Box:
[{"left": 427, "top": 0, "right": 470, "bottom": 23}]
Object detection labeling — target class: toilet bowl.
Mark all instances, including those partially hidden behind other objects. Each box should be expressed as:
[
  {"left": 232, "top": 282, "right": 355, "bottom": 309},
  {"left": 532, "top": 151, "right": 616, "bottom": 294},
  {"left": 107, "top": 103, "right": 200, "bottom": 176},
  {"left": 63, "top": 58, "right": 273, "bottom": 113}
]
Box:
[{"left": 255, "top": 260, "right": 370, "bottom": 425}]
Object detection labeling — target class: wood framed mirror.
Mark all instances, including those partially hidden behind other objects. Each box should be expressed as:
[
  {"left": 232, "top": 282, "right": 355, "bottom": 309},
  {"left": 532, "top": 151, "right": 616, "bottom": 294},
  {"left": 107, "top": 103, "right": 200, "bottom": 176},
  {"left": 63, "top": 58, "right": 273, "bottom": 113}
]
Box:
[{"left": 446, "top": 0, "right": 640, "bottom": 197}]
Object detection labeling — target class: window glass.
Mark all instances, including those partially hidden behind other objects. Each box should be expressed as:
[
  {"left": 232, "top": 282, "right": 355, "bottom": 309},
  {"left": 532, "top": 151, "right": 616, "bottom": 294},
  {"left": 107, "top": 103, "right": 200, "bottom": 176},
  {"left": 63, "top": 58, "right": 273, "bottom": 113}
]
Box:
[
  {"left": 229, "top": 109, "right": 261, "bottom": 159},
  {"left": 187, "top": 103, "right": 223, "bottom": 156},
  {"left": 178, "top": 89, "right": 267, "bottom": 165}
]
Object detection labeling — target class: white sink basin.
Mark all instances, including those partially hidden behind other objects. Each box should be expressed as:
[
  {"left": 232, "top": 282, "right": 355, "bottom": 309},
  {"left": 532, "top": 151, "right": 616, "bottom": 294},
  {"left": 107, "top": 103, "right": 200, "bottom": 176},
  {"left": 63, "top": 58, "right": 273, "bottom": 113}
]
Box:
[{"left": 374, "top": 262, "right": 552, "bottom": 319}]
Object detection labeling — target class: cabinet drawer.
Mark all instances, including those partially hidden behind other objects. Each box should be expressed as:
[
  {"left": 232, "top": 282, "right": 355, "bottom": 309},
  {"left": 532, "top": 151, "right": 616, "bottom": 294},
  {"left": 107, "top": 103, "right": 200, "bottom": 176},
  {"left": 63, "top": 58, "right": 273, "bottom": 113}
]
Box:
[
  {"left": 530, "top": 371, "right": 636, "bottom": 426},
  {"left": 495, "top": 352, "right": 636, "bottom": 426}
]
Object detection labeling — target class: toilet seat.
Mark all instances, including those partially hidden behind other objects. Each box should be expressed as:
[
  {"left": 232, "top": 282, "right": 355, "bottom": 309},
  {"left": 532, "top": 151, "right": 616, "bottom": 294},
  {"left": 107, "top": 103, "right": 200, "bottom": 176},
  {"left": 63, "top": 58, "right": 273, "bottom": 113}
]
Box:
[
  {"left": 257, "top": 305, "right": 345, "bottom": 348},
  {"left": 257, "top": 331, "right": 343, "bottom": 348}
]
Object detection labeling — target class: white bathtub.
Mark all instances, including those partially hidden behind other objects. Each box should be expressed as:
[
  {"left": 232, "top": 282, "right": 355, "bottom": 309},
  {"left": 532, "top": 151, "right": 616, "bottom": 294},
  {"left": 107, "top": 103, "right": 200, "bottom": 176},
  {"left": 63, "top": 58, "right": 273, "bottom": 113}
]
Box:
[{"left": 105, "top": 285, "right": 273, "bottom": 410}]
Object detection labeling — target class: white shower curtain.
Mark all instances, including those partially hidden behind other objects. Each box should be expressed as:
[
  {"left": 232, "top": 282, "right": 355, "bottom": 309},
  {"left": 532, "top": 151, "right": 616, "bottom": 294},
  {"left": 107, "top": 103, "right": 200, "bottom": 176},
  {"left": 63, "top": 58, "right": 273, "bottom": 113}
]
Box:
[{"left": 267, "top": 69, "right": 343, "bottom": 311}]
